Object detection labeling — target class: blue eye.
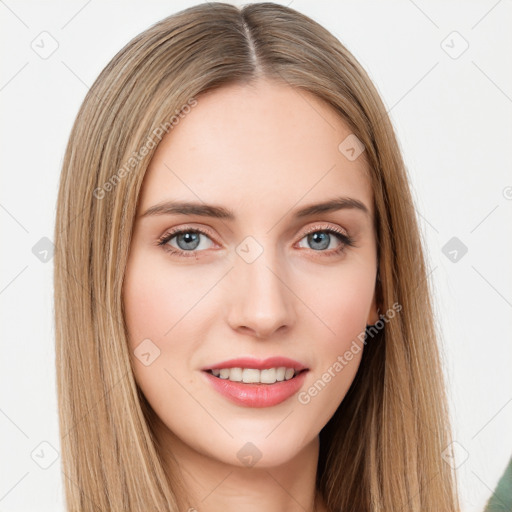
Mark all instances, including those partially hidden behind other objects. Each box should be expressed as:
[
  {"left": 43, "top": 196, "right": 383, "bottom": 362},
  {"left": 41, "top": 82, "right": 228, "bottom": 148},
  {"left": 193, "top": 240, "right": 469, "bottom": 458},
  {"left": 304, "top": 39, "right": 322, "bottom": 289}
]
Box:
[
  {"left": 157, "top": 228, "right": 214, "bottom": 257},
  {"left": 298, "top": 228, "right": 354, "bottom": 253},
  {"left": 156, "top": 225, "right": 355, "bottom": 258}
]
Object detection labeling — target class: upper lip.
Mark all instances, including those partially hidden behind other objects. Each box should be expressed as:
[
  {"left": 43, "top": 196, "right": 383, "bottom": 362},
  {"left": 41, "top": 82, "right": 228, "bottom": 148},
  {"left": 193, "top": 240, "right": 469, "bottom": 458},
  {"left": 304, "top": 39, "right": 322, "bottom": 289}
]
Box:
[{"left": 202, "top": 356, "right": 308, "bottom": 372}]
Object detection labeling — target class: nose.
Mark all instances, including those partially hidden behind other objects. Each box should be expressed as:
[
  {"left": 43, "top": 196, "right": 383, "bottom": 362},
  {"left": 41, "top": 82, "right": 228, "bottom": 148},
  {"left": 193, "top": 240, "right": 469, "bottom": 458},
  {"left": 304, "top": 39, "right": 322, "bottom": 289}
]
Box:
[{"left": 226, "top": 248, "right": 296, "bottom": 339}]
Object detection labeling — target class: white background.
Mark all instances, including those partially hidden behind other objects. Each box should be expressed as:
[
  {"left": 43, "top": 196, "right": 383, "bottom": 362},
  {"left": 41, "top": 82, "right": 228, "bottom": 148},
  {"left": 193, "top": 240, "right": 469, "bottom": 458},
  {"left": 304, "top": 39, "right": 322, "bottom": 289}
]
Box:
[{"left": 1, "top": 1, "right": 511, "bottom": 510}]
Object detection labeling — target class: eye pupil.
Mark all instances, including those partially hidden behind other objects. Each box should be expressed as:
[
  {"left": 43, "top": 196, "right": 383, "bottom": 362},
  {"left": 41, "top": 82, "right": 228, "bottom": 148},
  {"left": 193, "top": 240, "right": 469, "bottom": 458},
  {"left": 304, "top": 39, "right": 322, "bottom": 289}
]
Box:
[
  {"left": 308, "top": 231, "right": 330, "bottom": 251},
  {"left": 177, "top": 232, "right": 200, "bottom": 250}
]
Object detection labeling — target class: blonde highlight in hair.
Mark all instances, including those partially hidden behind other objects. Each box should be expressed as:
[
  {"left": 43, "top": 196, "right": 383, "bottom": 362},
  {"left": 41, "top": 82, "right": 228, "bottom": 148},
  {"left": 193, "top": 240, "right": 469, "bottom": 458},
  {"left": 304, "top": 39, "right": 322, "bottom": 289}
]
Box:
[{"left": 54, "top": 2, "right": 460, "bottom": 510}]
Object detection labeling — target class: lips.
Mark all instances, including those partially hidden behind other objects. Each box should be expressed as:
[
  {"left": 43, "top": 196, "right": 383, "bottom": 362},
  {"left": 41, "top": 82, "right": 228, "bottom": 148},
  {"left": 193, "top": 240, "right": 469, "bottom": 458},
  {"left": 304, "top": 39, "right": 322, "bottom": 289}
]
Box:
[
  {"left": 202, "top": 368, "right": 309, "bottom": 407},
  {"left": 201, "top": 356, "right": 308, "bottom": 372}
]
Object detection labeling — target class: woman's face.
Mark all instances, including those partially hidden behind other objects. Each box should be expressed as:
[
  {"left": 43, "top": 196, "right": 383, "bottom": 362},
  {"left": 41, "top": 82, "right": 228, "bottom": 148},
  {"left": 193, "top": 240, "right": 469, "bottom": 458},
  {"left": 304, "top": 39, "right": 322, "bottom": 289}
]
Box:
[{"left": 123, "top": 78, "right": 378, "bottom": 468}]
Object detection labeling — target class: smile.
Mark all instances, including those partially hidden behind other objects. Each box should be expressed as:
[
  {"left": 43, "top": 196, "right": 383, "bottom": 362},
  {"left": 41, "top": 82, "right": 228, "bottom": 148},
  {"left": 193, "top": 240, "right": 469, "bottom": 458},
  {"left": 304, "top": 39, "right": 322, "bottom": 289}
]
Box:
[
  {"left": 207, "top": 366, "right": 303, "bottom": 384},
  {"left": 202, "top": 368, "right": 309, "bottom": 407}
]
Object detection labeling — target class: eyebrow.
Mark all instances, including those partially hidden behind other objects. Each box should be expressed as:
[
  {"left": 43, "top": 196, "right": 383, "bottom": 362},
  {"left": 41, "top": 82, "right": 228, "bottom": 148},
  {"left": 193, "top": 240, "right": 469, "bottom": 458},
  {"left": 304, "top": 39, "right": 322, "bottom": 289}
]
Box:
[{"left": 140, "top": 196, "right": 370, "bottom": 220}]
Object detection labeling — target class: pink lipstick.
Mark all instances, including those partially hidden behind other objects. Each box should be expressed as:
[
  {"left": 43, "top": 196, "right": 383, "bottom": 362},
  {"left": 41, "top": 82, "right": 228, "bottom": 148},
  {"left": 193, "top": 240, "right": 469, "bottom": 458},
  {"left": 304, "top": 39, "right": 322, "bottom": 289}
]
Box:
[{"left": 201, "top": 356, "right": 309, "bottom": 408}]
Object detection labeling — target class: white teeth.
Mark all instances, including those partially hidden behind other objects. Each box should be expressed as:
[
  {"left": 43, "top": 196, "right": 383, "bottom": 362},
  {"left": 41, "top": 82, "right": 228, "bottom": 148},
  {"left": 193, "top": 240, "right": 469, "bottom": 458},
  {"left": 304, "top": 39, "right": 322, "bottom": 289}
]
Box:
[
  {"left": 260, "top": 368, "right": 276, "bottom": 384},
  {"left": 210, "top": 366, "right": 298, "bottom": 384},
  {"left": 242, "top": 368, "right": 260, "bottom": 383},
  {"left": 227, "top": 367, "right": 242, "bottom": 381}
]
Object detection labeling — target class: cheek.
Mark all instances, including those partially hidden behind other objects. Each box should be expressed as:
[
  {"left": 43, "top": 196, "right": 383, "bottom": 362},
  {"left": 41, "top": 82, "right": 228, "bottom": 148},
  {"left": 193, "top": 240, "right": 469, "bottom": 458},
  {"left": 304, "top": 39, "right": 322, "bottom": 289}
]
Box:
[
  {"left": 294, "top": 267, "right": 372, "bottom": 428},
  {"left": 306, "top": 263, "right": 375, "bottom": 342},
  {"left": 298, "top": 262, "right": 374, "bottom": 394},
  {"left": 123, "top": 252, "right": 198, "bottom": 347},
  {"left": 123, "top": 251, "right": 216, "bottom": 401},
  {"left": 123, "top": 255, "right": 200, "bottom": 413}
]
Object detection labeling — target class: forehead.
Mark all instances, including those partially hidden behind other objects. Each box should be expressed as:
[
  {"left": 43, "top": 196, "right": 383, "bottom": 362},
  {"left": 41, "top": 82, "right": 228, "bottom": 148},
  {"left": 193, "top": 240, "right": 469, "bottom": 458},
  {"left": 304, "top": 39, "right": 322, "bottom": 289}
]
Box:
[{"left": 138, "top": 79, "right": 373, "bottom": 220}]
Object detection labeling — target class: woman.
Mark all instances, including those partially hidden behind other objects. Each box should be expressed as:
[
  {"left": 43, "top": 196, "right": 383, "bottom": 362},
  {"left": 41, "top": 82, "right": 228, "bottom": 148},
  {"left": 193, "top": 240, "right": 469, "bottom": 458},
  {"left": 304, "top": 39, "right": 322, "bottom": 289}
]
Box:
[{"left": 53, "top": 2, "right": 461, "bottom": 511}]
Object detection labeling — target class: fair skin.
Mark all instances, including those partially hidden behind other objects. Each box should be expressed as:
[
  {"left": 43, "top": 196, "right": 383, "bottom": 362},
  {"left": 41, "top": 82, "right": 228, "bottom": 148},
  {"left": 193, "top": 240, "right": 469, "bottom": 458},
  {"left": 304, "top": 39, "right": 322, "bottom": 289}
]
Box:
[{"left": 123, "top": 78, "right": 379, "bottom": 512}]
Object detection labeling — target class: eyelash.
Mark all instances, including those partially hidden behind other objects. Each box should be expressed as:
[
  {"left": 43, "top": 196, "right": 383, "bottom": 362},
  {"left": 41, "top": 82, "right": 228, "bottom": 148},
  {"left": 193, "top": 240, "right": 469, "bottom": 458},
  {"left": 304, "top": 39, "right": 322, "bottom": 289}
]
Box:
[{"left": 155, "top": 224, "right": 356, "bottom": 259}]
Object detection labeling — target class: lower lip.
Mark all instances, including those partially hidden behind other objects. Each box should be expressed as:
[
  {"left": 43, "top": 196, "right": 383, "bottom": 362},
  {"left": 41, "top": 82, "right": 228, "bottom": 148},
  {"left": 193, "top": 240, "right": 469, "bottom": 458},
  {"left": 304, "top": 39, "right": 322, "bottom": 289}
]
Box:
[{"left": 202, "top": 370, "right": 309, "bottom": 408}]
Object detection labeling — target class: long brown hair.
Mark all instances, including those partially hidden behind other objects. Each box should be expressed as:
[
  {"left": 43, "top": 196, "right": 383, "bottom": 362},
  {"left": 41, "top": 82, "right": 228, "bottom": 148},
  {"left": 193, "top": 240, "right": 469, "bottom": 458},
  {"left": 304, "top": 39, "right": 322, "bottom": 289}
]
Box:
[{"left": 54, "top": 2, "right": 460, "bottom": 510}]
